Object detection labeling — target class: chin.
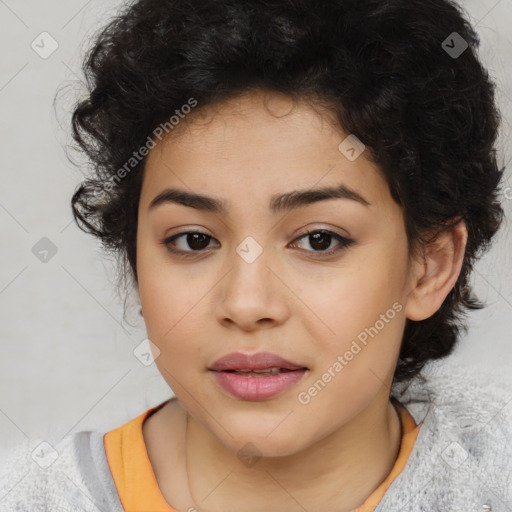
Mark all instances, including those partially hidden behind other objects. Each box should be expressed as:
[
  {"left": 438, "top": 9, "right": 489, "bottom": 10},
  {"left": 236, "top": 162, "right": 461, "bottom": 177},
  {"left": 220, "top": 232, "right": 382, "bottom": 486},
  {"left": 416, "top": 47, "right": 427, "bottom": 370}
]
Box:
[{"left": 212, "top": 421, "right": 309, "bottom": 460}]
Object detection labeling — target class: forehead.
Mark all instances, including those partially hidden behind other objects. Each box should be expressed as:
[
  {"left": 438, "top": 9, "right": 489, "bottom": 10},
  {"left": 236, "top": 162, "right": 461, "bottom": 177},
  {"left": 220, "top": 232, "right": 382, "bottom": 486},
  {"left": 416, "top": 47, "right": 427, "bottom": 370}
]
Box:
[{"left": 141, "top": 91, "right": 394, "bottom": 215}]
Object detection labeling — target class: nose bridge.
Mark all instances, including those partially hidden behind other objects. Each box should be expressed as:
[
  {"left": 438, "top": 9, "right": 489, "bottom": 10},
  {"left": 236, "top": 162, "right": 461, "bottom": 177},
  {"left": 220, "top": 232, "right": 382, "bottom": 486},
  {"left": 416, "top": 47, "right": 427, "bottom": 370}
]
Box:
[
  {"left": 216, "top": 235, "right": 288, "bottom": 327},
  {"left": 229, "top": 234, "right": 274, "bottom": 295}
]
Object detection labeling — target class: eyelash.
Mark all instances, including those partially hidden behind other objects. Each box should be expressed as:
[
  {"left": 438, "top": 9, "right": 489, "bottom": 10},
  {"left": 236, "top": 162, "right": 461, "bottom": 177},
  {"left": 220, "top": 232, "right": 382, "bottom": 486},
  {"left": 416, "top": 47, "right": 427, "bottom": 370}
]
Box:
[{"left": 161, "top": 229, "right": 355, "bottom": 259}]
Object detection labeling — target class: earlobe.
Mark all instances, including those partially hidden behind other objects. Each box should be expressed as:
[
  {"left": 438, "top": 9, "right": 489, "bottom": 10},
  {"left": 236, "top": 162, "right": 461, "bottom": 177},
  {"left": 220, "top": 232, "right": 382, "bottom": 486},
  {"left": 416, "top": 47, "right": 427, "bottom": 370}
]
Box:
[{"left": 404, "top": 220, "right": 468, "bottom": 321}]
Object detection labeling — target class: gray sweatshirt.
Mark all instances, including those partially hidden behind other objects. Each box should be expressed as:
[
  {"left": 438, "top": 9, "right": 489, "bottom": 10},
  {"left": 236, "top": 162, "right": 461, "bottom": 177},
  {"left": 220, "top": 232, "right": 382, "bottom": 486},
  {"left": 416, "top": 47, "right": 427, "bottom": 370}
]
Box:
[{"left": 1, "top": 360, "right": 511, "bottom": 512}]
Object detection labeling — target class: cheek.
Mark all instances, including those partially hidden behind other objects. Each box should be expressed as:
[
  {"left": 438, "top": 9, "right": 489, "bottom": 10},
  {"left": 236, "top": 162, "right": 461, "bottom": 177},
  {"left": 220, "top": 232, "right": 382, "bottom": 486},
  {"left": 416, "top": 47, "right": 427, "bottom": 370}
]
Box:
[
  {"left": 137, "top": 234, "right": 190, "bottom": 329},
  {"left": 300, "top": 242, "right": 408, "bottom": 374},
  {"left": 139, "top": 274, "right": 199, "bottom": 341},
  {"left": 137, "top": 257, "right": 211, "bottom": 373},
  {"left": 139, "top": 273, "right": 205, "bottom": 381},
  {"left": 306, "top": 252, "right": 406, "bottom": 334}
]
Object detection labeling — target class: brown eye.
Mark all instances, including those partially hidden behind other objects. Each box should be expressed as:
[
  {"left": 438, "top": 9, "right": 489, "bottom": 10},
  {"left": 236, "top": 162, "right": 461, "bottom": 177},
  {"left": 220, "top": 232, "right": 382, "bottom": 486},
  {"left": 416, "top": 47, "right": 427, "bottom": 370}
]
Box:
[
  {"left": 161, "top": 228, "right": 355, "bottom": 259},
  {"left": 163, "top": 231, "right": 218, "bottom": 256},
  {"left": 290, "top": 230, "right": 355, "bottom": 257}
]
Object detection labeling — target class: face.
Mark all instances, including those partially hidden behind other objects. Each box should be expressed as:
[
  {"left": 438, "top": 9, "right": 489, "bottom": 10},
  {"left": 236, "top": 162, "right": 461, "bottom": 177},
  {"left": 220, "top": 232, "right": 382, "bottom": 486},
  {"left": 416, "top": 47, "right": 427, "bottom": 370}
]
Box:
[{"left": 136, "top": 90, "right": 419, "bottom": 457}]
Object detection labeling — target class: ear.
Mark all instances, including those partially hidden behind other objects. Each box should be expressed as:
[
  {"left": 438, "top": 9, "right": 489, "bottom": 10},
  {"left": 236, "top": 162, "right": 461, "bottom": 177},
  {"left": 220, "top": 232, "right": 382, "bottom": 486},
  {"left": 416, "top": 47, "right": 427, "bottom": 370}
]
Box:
[{"left": 404, "top": 219, "right": 468, "bottom": 321}]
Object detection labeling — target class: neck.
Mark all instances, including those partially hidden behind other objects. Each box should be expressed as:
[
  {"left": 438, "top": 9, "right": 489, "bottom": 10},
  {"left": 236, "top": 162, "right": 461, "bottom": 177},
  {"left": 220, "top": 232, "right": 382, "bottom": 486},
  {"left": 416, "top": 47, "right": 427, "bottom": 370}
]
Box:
[{"left": 184, "top": 394, "right": 402, "bottom": 512}]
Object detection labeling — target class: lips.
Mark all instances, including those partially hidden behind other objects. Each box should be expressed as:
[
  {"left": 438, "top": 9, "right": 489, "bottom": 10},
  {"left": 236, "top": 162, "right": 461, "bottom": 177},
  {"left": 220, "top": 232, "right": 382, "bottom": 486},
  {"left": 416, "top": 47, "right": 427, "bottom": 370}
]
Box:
[
  {"left": 208, "top": 352, "right": 307, "bottom": 372},
  {"left": 208, "top": 352, "right": 309, "bottom": 400}
]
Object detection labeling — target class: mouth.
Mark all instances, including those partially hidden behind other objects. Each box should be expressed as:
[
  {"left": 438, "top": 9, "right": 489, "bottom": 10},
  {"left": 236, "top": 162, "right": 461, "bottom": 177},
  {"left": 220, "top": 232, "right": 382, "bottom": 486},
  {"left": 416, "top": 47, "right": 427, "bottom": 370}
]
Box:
[
  {"left": 208, "top": 351, "right": 308, "bottom": 373},
  {"left": 209, "top": 367, "right": 308, "bottom": 401},
  {"left": 207, "top": 352, "right": 309, "bottom": 401},
  {"left": 217, "top": 367, "right": 307, "bottom": 377}
]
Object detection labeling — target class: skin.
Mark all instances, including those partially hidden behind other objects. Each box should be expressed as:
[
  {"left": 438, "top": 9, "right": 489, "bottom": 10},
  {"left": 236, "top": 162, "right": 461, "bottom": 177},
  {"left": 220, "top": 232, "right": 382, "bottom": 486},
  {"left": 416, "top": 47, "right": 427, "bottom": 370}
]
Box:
[{"left": 136, "top": 89, "right": 468, "bottom": 512}]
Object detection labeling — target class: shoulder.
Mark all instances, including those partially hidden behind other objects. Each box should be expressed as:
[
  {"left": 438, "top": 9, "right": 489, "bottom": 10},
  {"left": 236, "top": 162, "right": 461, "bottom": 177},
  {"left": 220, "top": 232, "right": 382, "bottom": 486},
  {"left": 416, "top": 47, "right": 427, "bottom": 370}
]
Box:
[
  {"left": 0, "top": 439, "right": 47, "bottom": 511},
  {"left": 385, "top": 361, "right": 512, "bottom": 510},
  {"left": 0, "top": 431, "right": 123, "bottom": 512},
  {"left": 392, "top": 360, "right": 512, "bottom": 433}
]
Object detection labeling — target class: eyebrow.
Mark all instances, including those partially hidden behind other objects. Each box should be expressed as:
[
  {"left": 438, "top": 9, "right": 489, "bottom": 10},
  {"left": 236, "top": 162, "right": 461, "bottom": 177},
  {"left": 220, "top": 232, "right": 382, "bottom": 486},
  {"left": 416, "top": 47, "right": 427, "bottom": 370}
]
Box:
[{"left": 148, "top": 183, "right": 371, "bottom": 215}]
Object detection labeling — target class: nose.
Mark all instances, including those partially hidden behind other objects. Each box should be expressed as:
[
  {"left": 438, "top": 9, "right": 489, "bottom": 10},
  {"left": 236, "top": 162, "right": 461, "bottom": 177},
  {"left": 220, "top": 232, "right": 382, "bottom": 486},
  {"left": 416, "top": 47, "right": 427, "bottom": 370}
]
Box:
[{"left": 215, "top": 247, "right": 290, "bottom": 332}]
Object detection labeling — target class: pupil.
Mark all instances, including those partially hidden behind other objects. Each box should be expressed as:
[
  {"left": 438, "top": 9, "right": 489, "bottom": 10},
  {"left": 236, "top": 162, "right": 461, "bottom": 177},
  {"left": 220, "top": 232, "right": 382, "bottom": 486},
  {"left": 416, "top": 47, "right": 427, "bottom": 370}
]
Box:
[
  {"left": 310, "top": 232, "right": 331, "bottom": 251},
  {"left": 188, "top": 233, "right": 210, "bottom": 250}
]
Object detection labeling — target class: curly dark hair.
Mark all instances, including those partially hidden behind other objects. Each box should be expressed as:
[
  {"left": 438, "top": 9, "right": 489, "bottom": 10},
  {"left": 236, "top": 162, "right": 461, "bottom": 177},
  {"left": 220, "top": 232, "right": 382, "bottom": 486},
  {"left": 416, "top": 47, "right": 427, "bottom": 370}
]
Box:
[{"left": 69, "top": 0, "right": 505, "bottom": 384}]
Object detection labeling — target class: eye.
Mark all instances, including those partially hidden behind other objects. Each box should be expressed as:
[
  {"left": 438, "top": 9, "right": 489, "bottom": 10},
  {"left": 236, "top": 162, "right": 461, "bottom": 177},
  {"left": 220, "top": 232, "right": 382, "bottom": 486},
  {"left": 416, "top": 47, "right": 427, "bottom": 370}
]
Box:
[
  {"left": 289, "top": 229, "right": 355, "bottom": 257},
  {"left": 161, "top": 228, "right": 355, "bottom": 259},
  {"left": 162, "top": 230, "right": 218, "bottom": 258}
]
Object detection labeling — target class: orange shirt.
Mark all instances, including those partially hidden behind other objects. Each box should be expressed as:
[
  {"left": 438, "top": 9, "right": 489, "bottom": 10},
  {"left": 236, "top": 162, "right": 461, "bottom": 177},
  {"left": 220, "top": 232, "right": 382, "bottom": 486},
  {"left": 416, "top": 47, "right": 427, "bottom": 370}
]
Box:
[
  {"left": 353, "top": 401, "right": 420, "bottom": 512},
  {"left": 104, "top": 399, "right": 420, "bottom": 512}
]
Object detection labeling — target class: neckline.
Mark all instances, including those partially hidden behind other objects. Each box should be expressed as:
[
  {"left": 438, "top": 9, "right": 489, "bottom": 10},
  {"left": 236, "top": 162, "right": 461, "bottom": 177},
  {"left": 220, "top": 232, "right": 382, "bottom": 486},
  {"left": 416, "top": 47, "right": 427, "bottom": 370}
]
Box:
[{"left": 104, "top": 398, "right": 419, "bottom": 512}]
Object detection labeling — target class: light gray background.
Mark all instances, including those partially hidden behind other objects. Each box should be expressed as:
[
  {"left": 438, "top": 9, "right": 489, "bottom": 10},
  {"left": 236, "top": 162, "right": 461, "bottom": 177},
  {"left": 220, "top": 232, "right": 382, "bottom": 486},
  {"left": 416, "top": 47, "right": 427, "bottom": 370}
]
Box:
[{"left": 0, "top": 0, "right": 511, "bottom": 456}]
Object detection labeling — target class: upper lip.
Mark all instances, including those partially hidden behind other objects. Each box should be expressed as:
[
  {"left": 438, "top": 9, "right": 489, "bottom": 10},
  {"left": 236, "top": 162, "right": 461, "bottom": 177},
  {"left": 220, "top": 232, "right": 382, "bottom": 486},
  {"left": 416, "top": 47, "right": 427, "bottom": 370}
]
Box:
[{"left": 208, "top": 352, "right": 307, "bottom": 371}]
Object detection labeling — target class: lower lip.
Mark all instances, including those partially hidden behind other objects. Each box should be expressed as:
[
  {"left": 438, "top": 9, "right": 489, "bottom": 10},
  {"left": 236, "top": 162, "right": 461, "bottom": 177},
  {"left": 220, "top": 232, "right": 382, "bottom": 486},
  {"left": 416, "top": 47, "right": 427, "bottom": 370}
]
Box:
[{"left": 209, "top": 369, "right": 307, "bottom": 401}]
